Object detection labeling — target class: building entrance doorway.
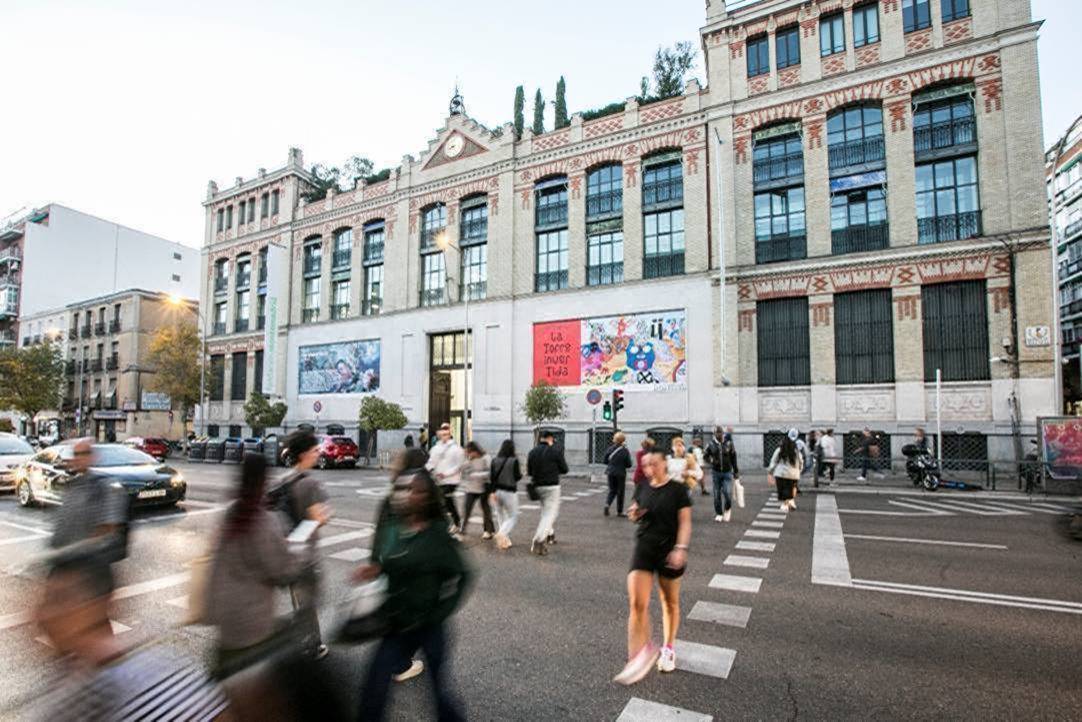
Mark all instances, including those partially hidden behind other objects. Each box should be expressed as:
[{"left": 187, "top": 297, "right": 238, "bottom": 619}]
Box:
[{"left": 428, "top": 331, "right": 472, "bottom": 442}]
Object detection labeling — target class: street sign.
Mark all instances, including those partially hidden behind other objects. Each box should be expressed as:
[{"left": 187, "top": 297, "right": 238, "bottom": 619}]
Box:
[
  {"left": 586, "top": 389, "right": 603, "bottom": 406},
  {"left": 313, "top": 400, "right": 322, "bottom": 413}
]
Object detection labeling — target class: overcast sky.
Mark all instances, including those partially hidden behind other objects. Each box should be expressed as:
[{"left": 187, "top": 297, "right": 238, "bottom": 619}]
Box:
[{"left": 2, "top": 0, "right": 1077, "bottom": 248}]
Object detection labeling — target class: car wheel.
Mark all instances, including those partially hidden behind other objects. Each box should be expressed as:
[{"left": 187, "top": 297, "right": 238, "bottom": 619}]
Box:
[
  {"left": 318, "top": 455, "right": 329, "bottom": 470},
  {"left": 17, "top": 481, "right": 34, "bottom": 508}
]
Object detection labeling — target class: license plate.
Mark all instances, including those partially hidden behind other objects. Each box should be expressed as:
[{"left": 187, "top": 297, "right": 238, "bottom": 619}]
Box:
[{"left": 137, "top": 489, "right": 167, "bottom": 499}]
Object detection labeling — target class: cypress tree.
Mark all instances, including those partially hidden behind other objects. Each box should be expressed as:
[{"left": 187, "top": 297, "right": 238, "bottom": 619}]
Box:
[
  {"left": 513, "top": 85, "right": 525, "bottom": 140},
  {"left": 532, "top": 89, "right": 546, "bottom": 135},
  {"left": 554, "top": 76, "right": 568, "bottom": 129}
]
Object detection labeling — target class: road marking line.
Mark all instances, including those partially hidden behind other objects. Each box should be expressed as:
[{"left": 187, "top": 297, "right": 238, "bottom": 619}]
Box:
[
  {"left": 850, "top": 579, "right": 1082, "bottom": 614},
  {"left": 844, "top": 534, "right": 1007, "bottom": 550},
  {"left": 673, "top": 639, "right": 737, "bottom": 679},
  {"left": 560, "top": 496, "right": 577, "bottom": 501},
  {"left": 724, "top": 555, "right": 769, "bottom": 570},
  {"left": 743, "top": 529, "right": 780, "bottom": 539},
  {"left": 735, "top": 541, "right": 775, "bottom": 552},
  {"left": 179, "top": 499, "right": 220, "bottom": 508},
  {"left": 886, "top": 500, "right": 955, "bottom": 515},
  {"left": 113, "top": 572, "right": 190, "bottom": 601},
  {"left": 0, "top": 534, "right": 48, "bottom": 547},
  {"left": 812, "top": 495, "right": 851, "bottom": 587},
  {"left": 709, "top": 574, "right": 762, "bottom": 594},
  {"left": 751, "top": 520, "right": 784, "bottom": 529},
  {"left": 328, "top": 547, "right": 371, "bottom": 562},
  {"left": 930, "top": 499, "right": 1028, "bottom": 515},
  {"left": 617, "top": 698, "right": 712, "bottom": 722},
  {"left": 317, "top": 530, "right": 372, "bottom": 548},
  {"left": 899, "top": 499, "right": 1004, "bottom": 516},
  {"left": 0, "top": 520, "right": 52, "bottom": 535},
  {"left": 688, "top": 600, "right": 753, "bottom": 627},
  {"left": 520, "top": 504, "right": 540, "bottom": 510},
  {"left": 1029, "top": 502, "right": 1076, "bottom": 513}
]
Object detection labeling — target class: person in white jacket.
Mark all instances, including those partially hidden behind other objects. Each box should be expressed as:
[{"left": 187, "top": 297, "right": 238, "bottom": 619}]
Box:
[
  {"left": 767, "top": 428, "right": 804, "bottom": 511},
  {"left": 666, "top": 437, "right": 703, "bottom": 495},
  {"left": 425, "top": 423, "right": 466, "bottom": 532},
  {"left": 816, "top": 428, "right": 839, "bottom": 487}
]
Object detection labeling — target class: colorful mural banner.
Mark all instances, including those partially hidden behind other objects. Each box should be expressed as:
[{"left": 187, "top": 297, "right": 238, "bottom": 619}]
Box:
[
  {"left": 1038, "top": 416, "right": 1082, "bottom": 479},
  {"left": 532, "top": 310, "right": 687, "bottom": 389},
  {"left": 298, "top": 339, "right": 381, "bottom": 395}
]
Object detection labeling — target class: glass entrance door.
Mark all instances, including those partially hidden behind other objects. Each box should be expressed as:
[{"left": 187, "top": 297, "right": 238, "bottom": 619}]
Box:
[{"left": 428, "top": 331, "right": 472, "bottom": 443}]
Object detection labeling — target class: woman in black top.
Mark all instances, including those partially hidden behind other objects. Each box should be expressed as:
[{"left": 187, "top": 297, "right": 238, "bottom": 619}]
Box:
[
  {"left": 489, "top": 440, "right": 522, "bottom": 550},
  {"left": 603, "top": 431, "right": 633, "bottom": 517},
  {"left": 614, "top": 451, "right": 692, "bottom": 685}
]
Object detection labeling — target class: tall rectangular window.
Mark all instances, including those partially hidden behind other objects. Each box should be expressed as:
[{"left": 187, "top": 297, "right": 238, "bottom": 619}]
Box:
[
  {"left": 834, "top": 290, "right": 894, "bottom": 384},
  {"left": 757, "top": 297, "right": 810, "bottom": 387},
  {"left": 253, "top": 350, "right": 264, "bottom": 396},
  {"left": 270, "top": 190, "right": 279, "bottom": 215},
  {"left": 216, "top": 209, "right": 224, "bottom": 232},
  {"left": 941, "top": 0, "right": 969, "bottom": 22},
  {"left": 775, "top": 26, "right": 800, "bottom": 69},
  {"left": 225, "top": 205, "right": 233, "bottom": 229},
  {"left": 853, "top": 3, "right": 880, "bottom": 46},
  {"left": 587, "top": 228, "right": 624, "bottom": 286},
  {"left": 747, "top": 35, "right": 770, "bottom": 77},
  {"left": 256, "top": 293, "right": 266, "bottom": 329},
  {"left": 831, "top": 187, "right": 889, "bottom": 255},
  {"left": 643, "top": 158, "right": 685, "bottom": 278},
  {"left": 753, "top": 129, "right": 804, "bottom": 186},
  {"left": 912, "top": 91, "right": 976, "bottom": 157},
  {"left": 820, "top": 14, "right": 845, "bottom": 56},
  {"left": 460, "top": 199, "right": 488, "bottom": 300},
  {"left": 230, "top": 352, "right": 247, "bottom": 401},
  {"left": 333, "top": 228, "right": 352, "bottom": 268},
  {"left": 903, "top": 0, "right": 931, "bottom": 32},
  {"left": 247, "top": 198, "right": 255, "bottom": 223},
  {"left": 261, "top": 193, "right": 269, "bottom": 218},
  {"left": 462, "top": 244, "right": 487, "bottom": 301},
  {"left": 922, "top": 281, "right": 989, "bottom": 381},
  {"left": 213, "top": 301, "right": 227, "bottom": 336},
  {"left": 915, "top": 156, "right": 981, "bottom": 243},
  {"left": 421, "top": 252, "right": 446, "bottom": 306},
  {"left": 420, "top": 204, "right": 447, "bottom": 250},
  {"left": 331, "top": 279, "right": 350, "bottom": 319},
  {"left": 238, "top": 201, "right": 246, "bottom": 225},
  {"left": 754, "top": 188, "right": 806, "bottom": 263},
  {"left": 363, "top": 222, "right": 384, "bottom": 315},
  {"left": 303, "top": 241, "right": 322, "bottom": 275},
  {"left": 535, "top": 229, "right": 569, "bottom": 292},
  {"left": 303, "top": 277, "right": 321, "bottom": 322},
  {"left": 209, "top": 354, "right": 225, "bottom": 401},
  {"left": 235, "top": 289, "right": 250, "bottom": 331}
]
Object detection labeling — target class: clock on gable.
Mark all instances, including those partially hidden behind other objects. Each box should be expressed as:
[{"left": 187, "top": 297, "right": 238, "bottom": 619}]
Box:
[{"left": 444, "top": 134, "right": 465, "bottom": 159}]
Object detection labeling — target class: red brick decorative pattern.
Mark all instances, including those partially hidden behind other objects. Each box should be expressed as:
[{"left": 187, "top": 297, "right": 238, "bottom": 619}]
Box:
[
  {"left": 894, "top": 295, "right": 919, "bottom": 320},
  {"left": 778, "top": 67, "right": 801, "bottom": 88},
  {"left": 584, "top": 116, "right": 624, "bottom": 139},
  {"left": 733, "top": 135, "right": 750, "bottom": 165},
  {"left": 640, "top": 98, "right": 685, "bottom": 124},
  {"left": 881, "top": 0, "right": 899, "bottom": 12},
  {"left": 856, "top": 44, "right": 880, "bottom": 68},
  {"left": 978, "top": 78, "right": 1003, "bottom": 113},
  {"left": 533, "top": 130, "right": 570, "bottom": 152},
  {"left": 822, "top": 53, "right": 847, "bottom": 77},
  {"left": 906, "top": 28, "right": 933, "bottom": 54},
  {"left": 738, "top": 283, "right": 752, "bottom": 300},
  {"left": 886, "top": 101, "right": 909, "bottom": 133},
  {"left": 623, "top": 162, "right": 638, "bottom": 188},
  {"left": 811, "top": 302, "right": 832, "bottom": 327},
  {"left": 748, "top": 75, "right": 769, "bottom": 95},
  {"left": 943, "top": 18, "right": 973, "bottom": 44},
  {"left": 991, "top": 286, "right": 1010, "bottom": 313},
  {"left": 730, "top": 40, "right": 745, "bottom": 59},
  {"left": 804, "top": 120, "right": 824, "bottom": 150},
  {"left": 684, "top": 147, "right": 702, "bottom": 175},
  {"left": 333, "top": 192, "right": 356, "bottom": 209},
  {"left": 738, "top": 309, "right": 756, "bottom": 333},
  {"left": 978, "top": 54, "right": 1001, "bottom": 73},
  {"left": 569, "top": 175, "right": 583, "bottom": 200},
  {"left": 800, "top": 18, "right": 818, "bottom": 38},
  {"left": 365, "top": 180, "right": 392, "bottom": 198}
]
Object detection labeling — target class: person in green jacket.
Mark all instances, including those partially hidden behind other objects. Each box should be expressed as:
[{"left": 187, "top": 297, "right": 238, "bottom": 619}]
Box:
[{"left": 354, "top": 466, "right": 471, "bottom": 721}]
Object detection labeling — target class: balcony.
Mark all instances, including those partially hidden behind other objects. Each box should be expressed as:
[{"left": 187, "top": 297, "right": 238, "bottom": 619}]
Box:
[
  {"left": 917, "top": 211, "right": 982, "bottom": 244},
  {"left": 0, "top": 226, "right": 22, "bottom": 243},
  {"left": 642, "top": 179, "right": 683, "bottom": 208},
  {"left": 0, "top": 245, "right": 20, "bottom": 265},
  {"left": 586, "top": 190, "right": 622, "bottom": 219},
  {"left": 302, "top": 308, "right": 320, "bottom": 323},
  {"left": 753, "top": 153, "right": 804, "bottom": 187},
  {"left": 91, "top": 358, "right": 103, "bottom": 373},
  {"left": 362, "top": 298, "right": 382, "bottom": 316},
  {"left": 234, "top": 318, "right": 249, "bottom": 333},
  {"left": 460, "top": 218, "right": 488, "bottom": 243},
  {"left": 0, "top": 272, "right": 19, "bottom": 289},
  {"left": 94, "top": 321, "right": 105, "bottom": 335},
  {"left": 832, "top": 223, "right": 890, "bottom": 255},
  {"left": 109, "top": 319, "right": 120, "bottom": 334},
  {"left": 420, "top": 288, "right": 445, "bottom": 307},
  {"left": 106, "top": 354, "right": 119, "bottom": 371},
  {"left": 214, "top": 276, "right": 228, "bottom": 294},
  {"left": 330, "top": 303, "right": 350, "bottom": 320},
  {"left": 80, "top": 325, "right": 92, "bottom": 339},
  {"left": 0, "top": 304, "right": 17, "bottom": 320},
  {"left": 1064, "top": 218, "right": 1082, "bottom": 243},
  {"left": 363, "top": 241, "right": 384, "bottom": 264},
  {"left": 756, "top": 233, "right": 808, "bottom": 264},
  {"left": 303, "top": 257, "right": 322, "bottom": 276},
  {"left": 332, "top": 249, "right": 351, "bottom": 269},
  {"left": 643, "top": 253, "right": 685, "bottom": 279},
  {"left": 535, "top": 204, "right": 569, "bottom": 229},
  {"left": 913, "top": 117, "right": 977, "bottom": 158},
  {"left": 828, "top": 136, "right": 885, "bottom": 173},
  {"left": 212, "top": 321, "right": 226, "bottom": 336},
  {"left": 1062, "top": 297, "right": 1082, "bottom": 320}
]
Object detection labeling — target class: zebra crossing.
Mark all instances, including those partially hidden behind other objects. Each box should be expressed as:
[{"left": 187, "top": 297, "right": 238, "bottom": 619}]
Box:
[
  {"left": 618, "top": 492, "right": 791, "bottom": 721},
  {"left": 840, "top": 496, "right": 1077, "bottom": 517}
]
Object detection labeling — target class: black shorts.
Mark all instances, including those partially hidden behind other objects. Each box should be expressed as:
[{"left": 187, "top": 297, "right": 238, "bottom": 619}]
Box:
[{"left": 630, "top": 542, "right": 686, "bottom": 579}]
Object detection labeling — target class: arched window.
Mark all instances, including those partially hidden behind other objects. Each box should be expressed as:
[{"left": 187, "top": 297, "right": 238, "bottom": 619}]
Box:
[
  {"left": 586, "top": 165, "right": 624, "bottom": 286},
  {"left": 213, "top": 258, "right": 229, "bottom": 294},
  {"left": 586, "top": 165, "right": 622, "bottom": 219},
  {"left": 752, "top": 124, "right": 805, "bottom": 264},
  {"left": 912, "top": 84, "right": 976, "bottom": 156},
  {"left": 827, "top": 104, "right": 884, "bottom": 173}
]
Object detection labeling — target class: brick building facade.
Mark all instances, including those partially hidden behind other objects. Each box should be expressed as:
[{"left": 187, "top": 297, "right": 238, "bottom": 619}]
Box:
[{"left": 200, "top": 0, "right": 1053, "bottom": 466}]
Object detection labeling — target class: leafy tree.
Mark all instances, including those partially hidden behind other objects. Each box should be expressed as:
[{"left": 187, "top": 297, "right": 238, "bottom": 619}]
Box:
[
  {"left": 145, "top": 323, "right": 205, "bottom": 427},
  {"left": 342, "top": 155, "right": 374, "bottom": 189},
  {"left": 0, "top": 341, "right": 64, "bottom": 429},
  {"left": 532, "top": 88, "right": 546, "bottom": 135},
  {"left": 244, "top": 391, "right": 287, "bottom": 435},
  {"left": 358, "top": 396, "right": 408, "bottom": 465},
  {"left": 520, "top": 381, "right": 567, "bottom": 439},
  {"left": 513, "top": 85, "right": 525, "bottom": 139},
  {"left": 554, "top": 76, "right": 569, "bottom": 129},
  {"left": 639, "top": 76, "right": 651, "bottom": 99},
  {"left": 651, "top": 41, "right": 697, "bottom": 98},
  {"left": 303, "top": 154, "right": 375, "bottom": 201}
]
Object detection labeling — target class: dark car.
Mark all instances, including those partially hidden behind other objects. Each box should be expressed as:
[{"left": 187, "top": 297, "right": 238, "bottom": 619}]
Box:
[
  {"left": 125, "top": 436, "right": 171, "bottom": 461},
  {"left": 280, "top": 435, "right": 359, "bottom": 469},
  {"left": 13, "top": 443, "right": 187, "bottom": 509}
]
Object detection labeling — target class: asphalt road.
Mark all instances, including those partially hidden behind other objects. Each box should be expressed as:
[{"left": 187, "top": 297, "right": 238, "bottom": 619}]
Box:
[{"left": 0, "top": 461, "right": 1080, "bottom": 721}]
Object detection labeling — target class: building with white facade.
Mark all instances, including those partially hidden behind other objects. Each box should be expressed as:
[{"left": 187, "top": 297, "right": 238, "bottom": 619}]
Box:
[{"left": 1047, "top": 114, "right": 1082, "bottom": 413}]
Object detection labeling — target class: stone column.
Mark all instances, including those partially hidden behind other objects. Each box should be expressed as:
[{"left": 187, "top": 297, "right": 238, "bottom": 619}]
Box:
[
  {"left": 731, "top": 132, "right": 755, "bottom": 266},
  {"left": 683, "top": 140, "right": 710, "bottom": 274},
  {"left": 737, "top": 301, "right": 759, "bottom": 425},
  {"left": 892, "top": 285, "right": 926, "bottom": 422},
  {"left": 884, "top": 96, "right": 917, "bottom": 247},
  {"left": 350, "top": 224, "right": 364, "bottom": 317},
  {"left": 808, "top": 294, "right": 837, "bottom": 423},
  {"left": 879, "top": 0, "right": 906, "bottom": 62},
  {"left": 622, "top": 158, "right": 643, "bottom": 282},
  {"left": 567, "top": 171, "right": 587, "bottom": 288},
  {"left": 803, "top": 115, "right": 831, "bottom": 258}
]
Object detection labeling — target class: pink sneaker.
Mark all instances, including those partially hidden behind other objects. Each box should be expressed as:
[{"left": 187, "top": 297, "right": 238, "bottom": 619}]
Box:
[{"left": 613, "top": 643, "right": 660, "bottom": 686}]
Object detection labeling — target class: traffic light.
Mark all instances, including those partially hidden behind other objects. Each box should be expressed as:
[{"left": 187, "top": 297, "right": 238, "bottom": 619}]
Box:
[
  {"left": 612, "top": 389, "right": 624, "bottom": 429},
  {"left": 602, "top": 401, "right": 613, "bottom": 421}
]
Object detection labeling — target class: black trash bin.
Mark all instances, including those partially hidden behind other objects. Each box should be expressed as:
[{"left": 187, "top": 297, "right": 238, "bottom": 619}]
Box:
[
  {"left": 242, "top": 437, "right": 264, "bottom": 457},
  {"left": 222, "top": 438, "right": 244, "bottom": 463},
  {"left": 204, "top": 438, "right": 225, "bottom": 463},
  {"left": 188, "top": 439, "right": 207, "bottom": 462}
]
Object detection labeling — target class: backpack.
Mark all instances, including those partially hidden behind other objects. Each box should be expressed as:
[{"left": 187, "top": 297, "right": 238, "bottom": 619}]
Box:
[{"left": 266, "top": 473, "right": 304, "bottom": 527}]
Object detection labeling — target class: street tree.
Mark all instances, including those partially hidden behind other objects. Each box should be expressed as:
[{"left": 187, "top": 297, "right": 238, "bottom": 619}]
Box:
[
  {"left": 554, "top": 76, "right": 569, "bottom": 129},
  {"left": 0, "top": 341, "right": 64, "bottom": 432},
  {"left": 651, "top": 41, "right": 696, "bottom": 98},
  {"left": 145, "top": 323, "right": 204, "bottom": 428},
  {"left": 513, "top": 85, "right": 526, "bottom": 139},
  {"left": 520, "top": 381, "right": 567, "bottom": 441},
  {"left": 358, "top": 396, "right": 408, "bottom": 466},
  {"left": 532, "top": 89, "right": 546, "bottom": 135},
  {"left": 243, "top": 391, "right": 287, "bottom": 436}
]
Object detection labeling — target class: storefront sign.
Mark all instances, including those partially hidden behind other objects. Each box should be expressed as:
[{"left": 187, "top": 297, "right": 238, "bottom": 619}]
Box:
[
  {"left": 140, "top": 391, "right": 172, "bottom": 411},
  {"left": 533, "top": 320, "right": 581, "bottom": 386},
  {"left": 829, "top": 170, "right": 887, "bottom": 193}
]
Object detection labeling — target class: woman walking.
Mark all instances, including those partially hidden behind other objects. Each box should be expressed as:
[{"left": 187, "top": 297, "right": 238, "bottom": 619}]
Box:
[
  {"left": 666, "top": 436, "right": 703, "bottom": 494},
  {"left": 603, "top": 432, "right": 633, "bottom": 517},
  {"left": 817, "top": 429, "right": 839, "bottom": 487},
  {"left": 632, "top": 437, "right": 655, "bottom": 488},
  {"left": 767, "top": 428, "right": 804, "bottom": 512},
  {"left": 355, "top": 468, "right": 472, "bottom": 721},
  {"left": 490, "top": 440, "right": 522, "bottom": 550},
  {"left": 614, "top": 450, "right": 692, "bottom": 685},
  {"left": 460, "top": 441, "right": 494, "bottom": 539}
]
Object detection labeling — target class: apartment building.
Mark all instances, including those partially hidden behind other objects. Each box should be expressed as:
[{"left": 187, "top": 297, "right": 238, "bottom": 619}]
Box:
[
  {"left": 1047, "top": 114, "right": 1082, "bottom": 412},
  {"left": 200, "top": 0, "right": 1054, "bottom": 466}
]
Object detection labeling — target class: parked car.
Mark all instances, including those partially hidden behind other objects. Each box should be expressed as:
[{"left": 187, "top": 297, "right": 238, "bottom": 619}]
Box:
[
  {"left": 13, "top": 443, "right": 187, "bottom": 508},
  {"left": 124, "top": 436, "right": 171, "bottom": 461},
  {"left": 0, "top": 433, "right": 35, "bottom": 493},
  {"left": 280, "top": 435, "right": 359, "bottom": 469}
]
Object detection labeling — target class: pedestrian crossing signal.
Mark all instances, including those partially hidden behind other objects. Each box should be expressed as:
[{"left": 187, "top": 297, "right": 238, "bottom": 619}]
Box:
[{"left": 602, "top": 401, "right": 613, "bottom": 421}]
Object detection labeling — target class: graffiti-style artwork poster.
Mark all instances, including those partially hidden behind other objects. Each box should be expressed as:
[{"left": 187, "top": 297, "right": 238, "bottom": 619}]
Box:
[
  {"left": 298, "top": 340, "right": 381, "bottom": 395},
  {"left": 1039, "top": 417, "right": 1082, "bottom": 479},
  {"left": 532, "top": 310, "right": 687, "bottom": 389}
]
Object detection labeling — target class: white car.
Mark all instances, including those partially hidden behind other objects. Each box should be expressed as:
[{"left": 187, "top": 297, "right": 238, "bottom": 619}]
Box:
[{"left": 0, "top": 433, "right": 35, "bottom": 492}]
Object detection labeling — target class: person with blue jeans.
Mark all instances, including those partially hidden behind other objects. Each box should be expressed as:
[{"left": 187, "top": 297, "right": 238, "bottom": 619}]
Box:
[{"left": 703, "top": 426, "right": 740, "bottom": 523}]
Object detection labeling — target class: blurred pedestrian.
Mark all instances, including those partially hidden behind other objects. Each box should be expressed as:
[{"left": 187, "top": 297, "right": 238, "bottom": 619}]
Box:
[
  {"left": 426, "top": 423, "right": 465, "bottom": 533},
  {"left": 460, "top": 441, "right": 494, "bottom": 539},
  {"left": 404, "top": 435, "right": 415, "bottom": 449},
  {"left": 490, "top": 439, "right": 522, "bottom": 550},
  {"left": 614, "top": 450, "right": 692, "bottom": 685},
  {"left": 271, "top": 430, "right": 332, "bottom": 659},
  {"left": 603, "top": 431, "right": 632, "bottom": 517},
  {"left": 768, "top": 429, "right": 804, "bottom": 512},
  {"left": 527, "top": 429, "right": 568, "bottom": 555},
  {"left": 354, "top": 468, "right": 472, "bottom": 721},
  {"left": 690, "top": 436, "right": 708, "bottom": 495},
  {"left": 418, "top": 425, "right": 430, "bottom": 450},
  {"left": 666, "top": 436, "right": 702, "bottom": 493},
  {"left": 632, "top": 437, "right": 655, "bottom": 488},
  {"left": 817, "top": 428, "right": 839, "bottom": 486},
  {"left": 704, "top": 426, "right": 740, "bottom": 522},
  {"left": 857, "top": 427, "right": 878, "bottom": 482}
]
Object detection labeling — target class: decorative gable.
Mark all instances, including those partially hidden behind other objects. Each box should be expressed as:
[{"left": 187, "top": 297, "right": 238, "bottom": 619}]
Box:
[{"left": 423, "top": 131, "right": 488, "bottom": 170}]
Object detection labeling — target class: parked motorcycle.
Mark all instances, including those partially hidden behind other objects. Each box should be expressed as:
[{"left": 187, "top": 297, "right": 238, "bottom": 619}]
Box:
[{"left": 902, "top": 443, "right": 941, "bottom": 491}]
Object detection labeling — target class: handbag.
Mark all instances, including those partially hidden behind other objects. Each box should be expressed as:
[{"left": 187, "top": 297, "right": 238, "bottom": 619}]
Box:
[
  {"left": 334, "top": 576, "right": 391, "bottom": 644},
  {"left": 526, "top": 482, "right": 540, "bottom": 502},
  {"left": 734, "top": 478, "right": 746, "bottom": 508}
]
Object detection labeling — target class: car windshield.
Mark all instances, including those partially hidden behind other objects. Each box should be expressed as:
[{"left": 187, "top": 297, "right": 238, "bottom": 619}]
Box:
[
  {"left": 0, "top": 437, "right": 33, "bottom": 455},
  {"left": 93, "top": 445, "right": 158, "bottom": 466}
]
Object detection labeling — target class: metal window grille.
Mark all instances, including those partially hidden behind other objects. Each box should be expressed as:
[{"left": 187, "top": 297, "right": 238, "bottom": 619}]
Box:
[
  {"left": 757, "top": 297, "right": 810, "bottom": 386},
  {"left": 827, "top": 105, "right": 884, "bottom": 173},
  {"left": 643, "top": 209, "right": 685, "bottom": 278},
  {"left": 642, "top": 161, "right": 683, "bottom": 209},
  {"left": 915, "top": 156, "right": 981, "bottom": 244},
  {"left": 586, "top": 165, "right": 623, "bottom": 219},
  {"left": 921, "top": 280, "right": 990, "bottom": 381},
  {"left": 834, "top": 289, "right": 895, "bottom": 384},
  {"left": 230, "top": 352, "right": 246, "bottom": 401},
  {"left": 753, "top": 133, "right": 804, "bottom": 187}
]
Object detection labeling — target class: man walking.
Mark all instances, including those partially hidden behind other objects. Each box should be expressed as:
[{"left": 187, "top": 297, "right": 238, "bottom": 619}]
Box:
[
  {"left": 602, "top": 432, "right": 632, "bottom": 517},
  {"left": 817, "top": 429, "right": 839, "bottom": 487},
  {"left": 857, "top": 427, "right": 878, "bottom": 482},
  {"left": 426, "top": 423, "right": 465, "bottom": 532},
  {"left": 527, "top": 430, "right": 568, "bottom": 555},
  {"left": 703, "top": 426, "right": 740, "bottom": 522}
]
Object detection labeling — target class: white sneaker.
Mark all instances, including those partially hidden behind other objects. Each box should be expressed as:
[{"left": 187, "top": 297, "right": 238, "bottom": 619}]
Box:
[
  {"left": 613, "top": 643, "right": 660, "bottom": 685},
  {"left": 723, "top": 510, "right": 731, "bottom": 522},
  {"left": 780, "top": 502, "right": 789, "bottom": 512},
  {"left": 714, "top": 514, "right": 724, "bottom": 522},
  {"left": 657, "top": 645, "right": 676, "bottom": 673},
  {"left": 856, "top": 476, "right": 867, "bottom": 482},
  {"left": 482, "top": 532, "right": 494, "bottom": 540},
  {"left": 788, "top": 499, "right": 797, "bottom": 510},
  {"left": 393, "top": 659, "right": 424, "bottom": 682}
]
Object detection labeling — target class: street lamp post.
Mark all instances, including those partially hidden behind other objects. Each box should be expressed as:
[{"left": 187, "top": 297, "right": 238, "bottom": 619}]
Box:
[{"left": 436, "top": 234, "right": 471, "bottom": 441}]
